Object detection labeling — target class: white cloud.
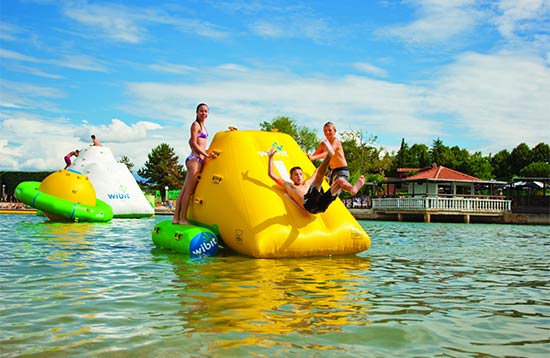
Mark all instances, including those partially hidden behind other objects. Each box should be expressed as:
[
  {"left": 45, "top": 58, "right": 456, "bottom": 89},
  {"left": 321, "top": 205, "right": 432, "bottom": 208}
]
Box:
[
  {"left": 250, "top": 21, "right": 285, "bottom": 38},
  {"left": 169, "top": 18, "right": 228, "bottom": 40},
  {"left": 119, "top": 48, "right": 549, "bottom": 155},
  {"left": 494, "top": 0, "right": 550, "bottom": 38},
  {"left": 0, "top": 48, "right": 107, "bottom": 73},
  {"left": 0, "top": 113, "right": 82, "bottom": 170},
  {"left": 4, "top": 64, "right": 64, "bottom": 79},
  {"left": 55, "top": 54, "right": 107, "bottom": 72},
  {"left": 380, "top": 0, "right": 550, "bottom": 49},
  {"left": 63, "top": 2, "right": 146, "bottom": 43},
  {"left": 61, "top": 2, "right": 228, "bottom": 43},
  {"left": 123, "top": 67, "right": 442, "bottom": 146},
  {"left": 148, "top": 62, "right": 198, "bottom": 75},
  {"left": 0, "top": 112, "right": 168, "bottom": 171},
  {"left": 428, "top": 50, "right": 550, "bottom": 150},
  {"left": 2, "top": 47, "right": 548, "bottom": 171},
  {"left": 0, "top": 79, "right": 63, "bottom": 111},
  {"left": 379, "top": 0, "right": 482, "bottom": 45},
  {"left": 251, "top": 16, "right": 334, "bottom": 43},
  {"left": 0, "top": 22, "right": 21, "bottom": 41},
  {"left": 353, "top": 62, "right": 389, "bottom": 77},
  {"left": 0, "top": 48, "right": 41, "bottom": 63},
  {"left": 75, "top": 119, "right": 162, "bottom": 143}
]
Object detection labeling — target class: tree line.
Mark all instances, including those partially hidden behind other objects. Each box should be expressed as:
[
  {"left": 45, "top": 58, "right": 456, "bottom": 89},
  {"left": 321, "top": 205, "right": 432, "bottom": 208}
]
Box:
[{"left": 136, "top": 116, "right": 549, "bottom": 197}]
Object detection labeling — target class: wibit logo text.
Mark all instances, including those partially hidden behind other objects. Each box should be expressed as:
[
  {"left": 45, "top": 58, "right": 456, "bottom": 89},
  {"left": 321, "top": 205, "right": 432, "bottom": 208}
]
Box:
[
  {"left": 107, "top": 192, "right": 131, "bottom": 200},
  {"left": 191, "top": 236, "right": 218, "bottom": 256}
]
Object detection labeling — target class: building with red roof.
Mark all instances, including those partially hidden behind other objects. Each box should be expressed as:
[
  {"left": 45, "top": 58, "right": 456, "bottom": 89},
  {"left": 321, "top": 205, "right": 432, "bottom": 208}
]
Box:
[
  {"left": 402, "top": 163, "right": 483, "bottom": 197},
  {"left": 370, "top": 164, "right": 510, "bottom": 223}
]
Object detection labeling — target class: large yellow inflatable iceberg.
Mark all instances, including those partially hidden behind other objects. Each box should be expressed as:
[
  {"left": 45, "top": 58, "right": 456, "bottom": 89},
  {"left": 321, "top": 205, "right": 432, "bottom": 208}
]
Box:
[{"left": 188, "top": 129, "right": 370, "bottom": 258}]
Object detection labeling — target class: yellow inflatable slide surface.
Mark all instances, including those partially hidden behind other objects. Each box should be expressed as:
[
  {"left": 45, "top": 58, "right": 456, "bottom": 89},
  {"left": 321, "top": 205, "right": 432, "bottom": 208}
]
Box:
[{"left": 188, "top": 129, "right": 370, "bottom": 258}]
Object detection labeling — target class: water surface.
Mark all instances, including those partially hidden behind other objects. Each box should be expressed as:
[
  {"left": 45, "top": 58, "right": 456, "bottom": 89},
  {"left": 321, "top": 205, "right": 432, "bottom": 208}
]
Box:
[{"left": 1, "top": 214, "right": 548, "bottom": 357}]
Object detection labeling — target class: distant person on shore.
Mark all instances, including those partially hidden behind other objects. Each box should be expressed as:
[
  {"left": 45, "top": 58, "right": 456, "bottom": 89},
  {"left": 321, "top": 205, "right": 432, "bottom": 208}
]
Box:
[
  {"left": 267, "top": 139, "right": 365, "bottom": 214},
  {"left": 63, "top": 149, "right": 80, "bottom": 169},
  {"left": 172, "top": 103, "right": 215, "bottom": 225},
  {"left": 91, "top": 135, "right": 101, "bottom": 146},
  {"left": 308, "top": 121, "right": 365, "bottom": 195}
]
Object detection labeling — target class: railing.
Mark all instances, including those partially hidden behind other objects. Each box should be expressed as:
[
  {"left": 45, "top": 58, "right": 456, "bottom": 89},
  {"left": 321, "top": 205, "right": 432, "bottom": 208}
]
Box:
[{"left": 372, "top": 196, "right": 511, "bottom": 212}]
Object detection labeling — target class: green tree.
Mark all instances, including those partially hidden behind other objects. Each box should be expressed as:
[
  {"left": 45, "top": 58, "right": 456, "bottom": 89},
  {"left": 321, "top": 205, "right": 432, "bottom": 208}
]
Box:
[
  {"left": 339, "top": 129, "right": 378, "bottom": 175},
  {"left": 531, "top": 143, "right": 550, "bottom": 163},
  {"left": 430, "top": 138, "right": 453, "bottom": 167},
  {"left": 118, "top": 155, "right": 135, "bottom": 172},
  {"left": 1, "top": 171, "right": 52, "bottom": 197},
  {"left": 409, "top": 143, "right": 431, "bottom": 168},
  {"left": 491, "top": 149, "right": 511, "bottom": 180},
  {"left": 260, "top": 116, "right": 297, "bottom": 134},
  {"left": 394, "top": 138, "right": 414, "bottom": 169},
  {"left": 519, "top": 162, "right": 550, "bottom": 177},
  {"left": 260, "top": 116, "right": 319, "bottom": 153},
  {"left": 449, "top": 146, "right": 471, "bottom": 173},
  {"left": 389, "top": 140, "right": 430, "bottom": 176},
  {"left": 377, "top": 151, "right": 396, "bottom": 178},
  {"left": 297, "top": 126, "right": 319, "bottom": 154},
  {"left": 467, "top": 152, "right": 493, "bottom": 180},
  {"left": 509, "top": 143, "right": 532, "bottom": 175},
  {"left": 137, "top": 143, "right": 185, "bottom": 192}
]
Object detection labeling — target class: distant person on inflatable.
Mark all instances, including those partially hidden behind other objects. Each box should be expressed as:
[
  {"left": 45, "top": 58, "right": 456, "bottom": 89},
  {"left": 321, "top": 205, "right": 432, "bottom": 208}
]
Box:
[
  {"left": 91, "top": 134, "right": 101, "bottom": 146},
  {"left": 308, "top": 121, "right": 364, "bottom": 195},
  {"left": 63, "top": 149, "right": 80, "bottom": 169},
  {"left": 172, "top": 103, "right": 215, "bottom": 225},
  {"left": 268, "top": 139, "right": 365, "bottom": 214}
]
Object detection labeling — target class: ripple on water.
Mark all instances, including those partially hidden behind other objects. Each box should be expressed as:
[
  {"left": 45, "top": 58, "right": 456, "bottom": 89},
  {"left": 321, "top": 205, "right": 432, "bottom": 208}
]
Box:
[{"left": 0, "top": 216, "right": 548, "bottom": 357}]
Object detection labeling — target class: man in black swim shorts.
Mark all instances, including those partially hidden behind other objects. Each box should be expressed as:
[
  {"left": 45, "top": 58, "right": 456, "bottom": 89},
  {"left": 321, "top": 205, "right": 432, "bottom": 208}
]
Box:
[{"left": 267, "top": 140, "right": 365, "bottom": 214}]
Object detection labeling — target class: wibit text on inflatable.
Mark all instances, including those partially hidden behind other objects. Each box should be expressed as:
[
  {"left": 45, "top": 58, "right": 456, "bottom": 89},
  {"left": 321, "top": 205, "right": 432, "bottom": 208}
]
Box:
[
  {"left": 189, "top": 232, "right": 218, "bottom": 257},
  {"left": 106, "top": 185, "right": 130, "bottom": 200}
]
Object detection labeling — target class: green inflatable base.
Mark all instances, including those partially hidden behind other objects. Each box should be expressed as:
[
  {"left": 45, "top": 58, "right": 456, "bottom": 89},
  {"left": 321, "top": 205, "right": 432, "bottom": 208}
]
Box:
[{"left": 151, "top": 220, "right": 219, "bottom": 257}]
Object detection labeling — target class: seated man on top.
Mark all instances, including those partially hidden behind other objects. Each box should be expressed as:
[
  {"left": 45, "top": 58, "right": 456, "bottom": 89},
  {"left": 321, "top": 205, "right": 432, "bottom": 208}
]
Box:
[{"left": 267, "top": 139, "right": 365, "bottom": 214}]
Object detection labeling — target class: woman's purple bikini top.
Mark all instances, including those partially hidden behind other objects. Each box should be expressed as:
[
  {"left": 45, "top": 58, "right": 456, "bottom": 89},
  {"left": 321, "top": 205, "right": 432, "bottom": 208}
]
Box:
[{"left": 196, "top": 120, "right": 208, "bottom": 139}]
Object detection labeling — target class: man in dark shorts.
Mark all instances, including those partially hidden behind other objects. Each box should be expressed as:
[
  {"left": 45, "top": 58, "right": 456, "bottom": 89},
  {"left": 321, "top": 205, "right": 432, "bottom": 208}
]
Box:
[{"left": 267, "top": 140, "right": 365, "bottom": 214}]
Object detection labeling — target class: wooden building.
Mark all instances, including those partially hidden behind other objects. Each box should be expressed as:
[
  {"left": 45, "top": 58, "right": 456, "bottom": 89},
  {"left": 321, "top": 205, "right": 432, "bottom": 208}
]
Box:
[{"left": 371, "top": 164, "right": 510, "bottom": 223}]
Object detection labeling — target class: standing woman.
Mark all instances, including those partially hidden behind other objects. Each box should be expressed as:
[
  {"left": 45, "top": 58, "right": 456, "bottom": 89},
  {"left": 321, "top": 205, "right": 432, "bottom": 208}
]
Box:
[{"left": 172, "top": 103, "right": 213, "bottom": 225}]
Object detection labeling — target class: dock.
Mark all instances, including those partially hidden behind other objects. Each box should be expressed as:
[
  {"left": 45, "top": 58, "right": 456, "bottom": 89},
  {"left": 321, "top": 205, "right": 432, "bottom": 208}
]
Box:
[{"left": 349, "top": 195, "right": 549, "bottom": 225}]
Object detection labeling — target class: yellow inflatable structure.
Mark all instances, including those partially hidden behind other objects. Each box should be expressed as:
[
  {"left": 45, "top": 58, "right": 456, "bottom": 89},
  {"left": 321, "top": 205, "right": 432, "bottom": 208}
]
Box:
[{"left": 188, "top": 129, "right": 370, "bottom": 258}]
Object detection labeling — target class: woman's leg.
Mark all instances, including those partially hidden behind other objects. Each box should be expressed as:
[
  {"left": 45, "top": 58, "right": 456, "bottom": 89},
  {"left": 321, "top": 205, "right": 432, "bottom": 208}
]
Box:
[{"left": 172, "top": 159, "right": 202, "bottom": 224}]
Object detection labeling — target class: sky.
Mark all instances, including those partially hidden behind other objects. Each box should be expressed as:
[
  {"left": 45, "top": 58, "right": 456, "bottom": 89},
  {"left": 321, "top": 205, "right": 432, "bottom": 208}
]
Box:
[{"left": 1, "top": 0, "right": 549, "bottom": 172}]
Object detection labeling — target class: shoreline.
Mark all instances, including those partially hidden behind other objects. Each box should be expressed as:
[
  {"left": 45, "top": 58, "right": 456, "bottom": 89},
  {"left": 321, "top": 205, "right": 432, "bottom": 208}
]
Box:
[
  {"left": 2, "top": 207, "right": 547, "bottom": 225},
  {"left": 348, "top": 208, "right": 550, "bottom": 225}
]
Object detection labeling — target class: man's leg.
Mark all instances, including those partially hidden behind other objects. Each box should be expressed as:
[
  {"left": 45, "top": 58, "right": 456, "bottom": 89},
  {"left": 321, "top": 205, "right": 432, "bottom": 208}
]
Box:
[
  {"left": 330, "top": 176, "right": 366, "bottom": 196},
  {"left": 312, "top": 140, "right": 334, "bottom": 189}
]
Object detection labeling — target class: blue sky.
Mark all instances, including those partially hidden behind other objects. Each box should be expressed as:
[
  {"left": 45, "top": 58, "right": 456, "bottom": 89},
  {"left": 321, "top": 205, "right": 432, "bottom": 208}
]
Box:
[{"left": 1, "top": 0, "right": 549, "bottom": 172}]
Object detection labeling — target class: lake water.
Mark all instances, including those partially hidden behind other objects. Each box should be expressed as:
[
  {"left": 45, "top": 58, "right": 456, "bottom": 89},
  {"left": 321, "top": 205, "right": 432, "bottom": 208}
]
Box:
[{"left": 1, "top": 214, "right": 548, "bottom": 357}]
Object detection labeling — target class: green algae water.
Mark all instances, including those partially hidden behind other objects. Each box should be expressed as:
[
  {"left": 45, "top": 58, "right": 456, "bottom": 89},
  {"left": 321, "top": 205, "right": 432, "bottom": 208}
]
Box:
[{"left": 0, "top": 214, "right": 548, "bottom": 357}]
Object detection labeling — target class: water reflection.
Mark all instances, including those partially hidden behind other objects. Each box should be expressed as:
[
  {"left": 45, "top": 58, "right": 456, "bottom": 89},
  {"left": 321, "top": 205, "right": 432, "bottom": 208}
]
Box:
[{"left": 160, "top": 254, "right": 372, "bottom": 344}]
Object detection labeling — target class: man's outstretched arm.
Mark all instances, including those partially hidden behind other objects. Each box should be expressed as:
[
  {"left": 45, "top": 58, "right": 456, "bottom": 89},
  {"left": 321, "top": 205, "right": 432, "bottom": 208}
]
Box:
[{"left": 267, "top": 148, "right": 285, "bottom": 186}]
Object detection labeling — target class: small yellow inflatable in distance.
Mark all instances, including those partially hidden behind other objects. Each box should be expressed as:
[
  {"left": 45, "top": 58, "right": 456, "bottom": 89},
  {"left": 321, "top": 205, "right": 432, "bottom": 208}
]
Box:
[{"left": 188, "top": 129, "right": 370, "bottom": 258}]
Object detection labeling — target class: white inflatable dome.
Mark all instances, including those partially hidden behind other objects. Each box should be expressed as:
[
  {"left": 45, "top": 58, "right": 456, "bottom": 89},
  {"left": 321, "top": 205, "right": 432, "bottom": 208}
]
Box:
[{"left": 71, "top": 146, "right": 154, "bottom": 218}]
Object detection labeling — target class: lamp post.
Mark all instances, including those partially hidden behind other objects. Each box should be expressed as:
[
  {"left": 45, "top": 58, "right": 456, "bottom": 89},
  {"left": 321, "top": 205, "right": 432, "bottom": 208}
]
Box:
[{"left": 164, "top": 186, "right": 169, "bottom": 204}]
